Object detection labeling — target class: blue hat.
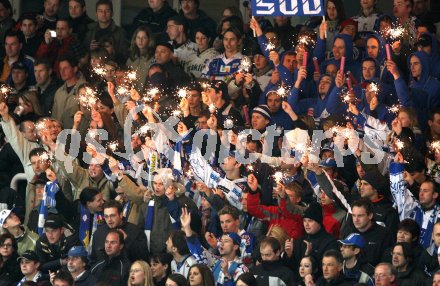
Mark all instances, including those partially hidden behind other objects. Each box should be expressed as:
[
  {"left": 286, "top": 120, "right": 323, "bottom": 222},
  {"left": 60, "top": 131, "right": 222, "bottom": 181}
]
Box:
[
  {"left": 319, "top": 158, "right": 337, "bottom": 169},
  {"left": 251, "top": 105, "right": 272, "bottom": 122},
  {"left": 68, "top": 246, "right": 88, "bottom": 257},
  {"left": 338, "top": 233, "right": 365, "bottom": 248},
  {"left": 225, "top": 232, "right": 241, "bottom": 245}
]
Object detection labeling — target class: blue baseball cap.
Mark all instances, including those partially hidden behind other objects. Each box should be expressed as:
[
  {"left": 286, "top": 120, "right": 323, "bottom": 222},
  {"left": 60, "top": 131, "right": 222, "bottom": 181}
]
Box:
[
  {"left": 319, "top": 158, "right": 337, "bottom": 169},
  {"left": 224, "top": 232, "right": 241, "bottom": 246},
  {"left": 338, "top": 233, "right": 365, "bottom": 248},
  {"left": 68, "top": 246, "right": 88, "bottom": 257}
]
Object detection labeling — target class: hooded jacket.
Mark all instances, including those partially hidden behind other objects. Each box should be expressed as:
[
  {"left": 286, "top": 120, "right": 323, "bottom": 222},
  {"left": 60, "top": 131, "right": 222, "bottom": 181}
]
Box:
[
  {"left": 395, "top": 51, "right": 440, "bottom": 127},
  {"left": 420, "top": 32, "right": 440, "bottom": 79},
  {"left": 287, "top": 74, "right": 337, "bottom": 123},
  {"left": 319, "top": 34, "right": 362, "bottom": 82},
  {"left": 90, "top": 253, "right": 131, "bottom": 286},
  {"left": 251, "top": 259, "right": 296, "bottom": 286}
]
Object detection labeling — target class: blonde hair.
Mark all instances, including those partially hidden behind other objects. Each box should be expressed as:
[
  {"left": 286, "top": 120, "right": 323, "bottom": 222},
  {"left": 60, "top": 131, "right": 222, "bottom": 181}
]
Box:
[
  {"left": 267, "top": 225, "right": 290, "bottom": 251},
  {"left": 128, "top": 260, "right": 154, "bottom": 286}
]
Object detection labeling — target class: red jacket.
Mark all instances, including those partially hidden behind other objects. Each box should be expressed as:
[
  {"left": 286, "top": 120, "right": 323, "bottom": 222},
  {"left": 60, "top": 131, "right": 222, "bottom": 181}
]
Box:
[
  {"left": 322, "top": 203, "right": 345, "bottom": 238},
  {"left": 36, "top": 35, "right": 77, "bottom": 78},
  {"left": 247, "top": 190, "right": 304, "bottom": 239}
]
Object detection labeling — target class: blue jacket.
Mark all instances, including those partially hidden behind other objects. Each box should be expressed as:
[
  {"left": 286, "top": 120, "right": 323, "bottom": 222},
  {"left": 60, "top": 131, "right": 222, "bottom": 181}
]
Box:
[
  {"left": 318, "top": 34, "right": 362, "bottom": 82},
  {"left": 420, "top": 32, "right": 440, "bottom": 79}
]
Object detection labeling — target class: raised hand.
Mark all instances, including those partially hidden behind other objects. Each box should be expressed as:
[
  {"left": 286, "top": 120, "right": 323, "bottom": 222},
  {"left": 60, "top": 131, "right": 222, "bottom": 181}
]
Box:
[{"left": 247, "top": 173, "right": 258, "bottom": 192}]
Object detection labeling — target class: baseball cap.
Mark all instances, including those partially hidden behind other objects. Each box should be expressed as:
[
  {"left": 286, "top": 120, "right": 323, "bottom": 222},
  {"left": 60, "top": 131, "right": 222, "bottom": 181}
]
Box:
[
  {"left": 416, "top": 34, "right": 432, "bottom": 47},
  {"left": 224, "top": 232, "right": 241, "bottom": 245},
  {"left": 0, "top": 209, "right": 12, "bottom": 228},
  {"left": 68, "top": 246, "right": 88, "bottom": 257},
  {"left": 319, "top": 158, "right": 337, "bottom": 169},
  {"left": 17, "top": 250, "right": 39, "bottom": 262},
  {"left": 44, "top": 214, "right": 63, "bottom": 229},
  {"left": 338, "top": 233, "right": 365, "bottom": 248}
]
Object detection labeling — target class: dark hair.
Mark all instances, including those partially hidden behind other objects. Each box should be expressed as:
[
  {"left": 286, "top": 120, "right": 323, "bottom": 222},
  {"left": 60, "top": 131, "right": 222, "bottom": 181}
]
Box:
[
  {"left": 218, "top": 205, "right": 240, "bottom": 220},
  {"left": 223, "top": 27, "right": 242, "bottom": 41},
  {"left": 129, "top": 26, "right": 154, "bottom": 61},
  {"left": 103, "top": 200, "right": 123, "bottom": 214},
  {"left": 362, "top": 57, "right": 377, "bottom": 67},
  {"left": 28, "top": 147, "right": 48, "bottom": 161},
  {"left": 392, "top": 242, "right": 414, "bottom": 264},
  {"left": 301, "top": 255, "right": 319, "bottom": 275},
  {"left": 4, "top": 30, "right": 24, "bottom": 44},
  {"left": 107, "top": 229, "right": 124, "bottom": 245},
  {"left": 326, "top": 0, "right": 346, "bottom": 24},
  {"left": 57, "top": 17, "right": 72, "bottom": 28},
  {"left": 417, "top": 21, "right": 437, "bottom": 34},
  {"left": 187, "top": 264, "right": 215, "bottom": 286},
  {"left": 219, "top": 16, "right": 244, "bottom": 36},
  {"left": 20, "top": 13, "right": 37, "bottom": 25},
  {"left": 194, "top": 26, "right": 212, "bottom": 40},
  {"left": 0, "top": 0, "right": 12, "bottom": 11},
  {"left": 284, "top": 181, "right": 304, "bottom": 198},
  {"left": 237, "top": 272, "right": 257, "bottom": 286},
  {"left": 34, "top": 58, "right": 52, "bottom": 70},
  {"left": 169, "top": 230, "right": 190, "bottom": 256},
  {"left": 96, "top": 0, "right": 113, "bottom": 12},
  {"left": 398, "top": 219, "right": 421, "bottom": 245},
  {"left": 260, "top": 236, "right": 282, "bottom": 253},
  {"left": 19, "top": 120, "right": 33, "bottom": 133},
  {"left": 168, "top": 15, "right": 188, "bottom": 33},
  {"left": 323, "top": 249, "right": 343, "bottom": 264},
  {"left": 151, "top": 253, "right": 173, "bottom": 276},
  {"left": 0, "top": 233, "right": 17, "bottom": 252},
  {"left": 352, "top": 198, "right": 374, "bottom": 215},
  {"left": 168, "top": 273, "right": 187, "bottom": 286},
  {"left": 79, "top": 187, "right": 100, "bottom": 206},
  {"left": 22, "top": 282, "right": 38, "bottom": 286},
  {"left": 58, "top": 53, "right": 79, "bottom": 68},
  {"left": 53, "top": 270, "right": 74, "bottom": 286}
]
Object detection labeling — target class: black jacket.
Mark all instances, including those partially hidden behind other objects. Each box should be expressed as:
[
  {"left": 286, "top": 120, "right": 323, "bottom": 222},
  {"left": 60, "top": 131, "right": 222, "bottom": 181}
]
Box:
[
  {"left": 316, "top": 275, "right": 353, "bottom": 286},
  {"left": 38, "top": 77, "right": 61, "bottom": 117},
  {"left": 251, "top": 260, "right": 296, "bottom": 286},
  {"left": 0, "top": 252, "right": 22, "bottom": 286},
  {"left": 90, "top": 219, "right": 149, "bottom": 264},
  {"left": 35, "top": 233, "right": 82, "bottom": 272},
  {"left": 90, "top": 253, "right": 130, "bottom": 286},
  {"left": 130, "top": 3, "right": 177, "bottom": 38},
  {"left": 293, "top": 227, "right": 339, "bottom": 271},
  {"left": 341, "top": 223, "right": 393, "bottom": 266},
  {"left": 396, "top": 265, "right": 426, "bottom": 286},
  {"left": 74, "top": 270, "right": 96, "bottom": 286}
]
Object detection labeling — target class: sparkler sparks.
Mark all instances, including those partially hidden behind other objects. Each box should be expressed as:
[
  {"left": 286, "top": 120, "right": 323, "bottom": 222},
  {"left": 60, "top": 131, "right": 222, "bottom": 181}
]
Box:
[
  {"left": 265, "top": 42, "right": 276, "bottom": 52},
  {"left": 276, "top": 86, "right": 288, "bottom": 98},
  {"left": 224, "top": 119, "right": 234, "bottom": 129},
  {"left": 77, "top": 86, "right": 99, "bottom": 109},
  {"left": 430, "top": 141, "right": 440, "bottom": 153},
  {"left": 273, "top": 171, "right": 284, "bottom": 183},
  {"left": 177, "top": 88, "right": 187, "bottom": 99},
  {"left": 0, "top": 84, "right": 12, "bottom": 102},
  {"left": 239, "top": 56, "right": 252, "bottom": 73},
  {"left": 107, "top": 141, "right": 119, "bottom": 152},
  {"left": 35, "top": 119, "right": 50, "bottom": 133},
  {"left": 87, "top": 129, "right": 98, "bottom": 138},
  {"left": 388, "top": 25, "right": 405, "bottom": 41},
  {"left": 38, "top": 151, "right": 50, "bottom": 162},
  {"left": 172, "top": 110, "right": 182, "bottom": 118},
  {"left": 388, "top": 104, "right": 400, "bottom": 114},
  {"left": 92, "top": 65, "right": 107, "bottom": 77},
  {"left": 395, "top": 139, "right": 405, "bottom": 150},
  {"left": 297, "top": 35, "right": 316, "bottom": 48},
  {"left": 367, "top": 82, "right": 379, "bottom": 94},
  {"left": 126, "top": 70, "right": 137, "bottom": 81}
]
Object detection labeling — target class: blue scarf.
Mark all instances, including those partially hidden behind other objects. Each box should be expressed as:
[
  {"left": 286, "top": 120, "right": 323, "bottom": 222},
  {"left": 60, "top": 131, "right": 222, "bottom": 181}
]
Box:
[
  {"left": 37, "top": 181, "right": 59, "bottom": 235},
  {"left": 411, "top": 204, "right": 440, "bottom": 248},
  {"left": 212, "top": 260, "right": 240, "bottom": 284},
  {"left": 79, "top": 204, "right": 104, "bottom": 249}
]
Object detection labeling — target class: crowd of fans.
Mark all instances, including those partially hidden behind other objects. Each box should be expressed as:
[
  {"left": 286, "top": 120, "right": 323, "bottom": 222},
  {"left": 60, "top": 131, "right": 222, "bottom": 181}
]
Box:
[{"left": 1, "top": 0, "right": 440, "bottom": 285}]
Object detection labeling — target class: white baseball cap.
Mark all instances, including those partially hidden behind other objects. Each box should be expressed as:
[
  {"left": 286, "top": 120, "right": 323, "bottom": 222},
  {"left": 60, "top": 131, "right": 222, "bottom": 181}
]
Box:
[{"left": 0, "top": 209, "right": 12, "bottom": 228}]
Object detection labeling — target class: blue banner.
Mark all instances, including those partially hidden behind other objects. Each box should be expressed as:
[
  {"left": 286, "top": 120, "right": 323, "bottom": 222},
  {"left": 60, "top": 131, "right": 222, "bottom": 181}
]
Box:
[{"left": 251, "top": 0, "right": 324, "bottom": 16}]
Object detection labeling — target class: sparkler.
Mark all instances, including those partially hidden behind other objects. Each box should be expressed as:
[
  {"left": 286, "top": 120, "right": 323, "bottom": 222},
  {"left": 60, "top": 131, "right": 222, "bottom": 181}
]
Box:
[
  {"left": 430, "top": 141, "right": 440, "bottom": 153},
  {"left": 172, "top": 110, "right": 182, "bottom": 118},
  {"left": 395, "top": 139, "right": 405, "bottom": 150},
  {"left": 38, "top": 151, "right": 50, "bottom": 162},
  {"left": 265, "top": 42, "right": 276, "bottom": 52},
  {"left": 388, "top": 104, "right": 400, "bottom": 114},
  {"left": 92, "top": 65, "right": 107, "bottom": 77},
  {"left": 107, "top": 141, "right": 119, "bottom": 152},
  {"left": 87, "top": 129, "right": 98, "bottom": 138},
  {"left": 239, "top": 56, "right": 252, "bottom": 73},
  {"left": 246, "top": 165, "right": 254, "bottom": 173},
  {"left": 276, "top": 86, "right": 288, "bottom": 98},
  {"left": 224, "top": 118, "right": 234, "bottom": 129},
  {"left": 297, "top": 35, "right": 316, "bottom": 49},
  {"left": 77, "top": 86, "right": 99, "bottom": 109},
  {"left": 35, "top": 119, "right": 50, "bottom": 133},
  {"left": 116, "top": 85, "right": 131, "bottom": 97},
  {"left": 177, "top": 88, "right": 187, "bottom": 99},
  {"left": 0, "top": 84, "right": 12, "bottom": 102},
  {"left": 388, "top": 25, "right": 405, "bottom": 41},
  {"left": 126, "top": 70, "right": 137, "bottom": 81},
  {"left": 273, "top": 171, "right": 284, "bottom": 183},
  {"left": 367, "top": 82, "right": 379, "bottom": 94}
]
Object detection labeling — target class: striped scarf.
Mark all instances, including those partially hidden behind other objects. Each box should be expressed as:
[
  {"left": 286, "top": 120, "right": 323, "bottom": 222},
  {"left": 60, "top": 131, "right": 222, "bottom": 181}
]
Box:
[
  {"left": 79, "top": 204, "right": 104, "bottom": 250},
  {"left": 144, "top": 198, "right": 180, "bottom": 249},
  {"left": 16, "top": 271, "right": 42, "bottom": 286},
  {"left": 37, "top": 181, "right": 59, "bottom": 235}
]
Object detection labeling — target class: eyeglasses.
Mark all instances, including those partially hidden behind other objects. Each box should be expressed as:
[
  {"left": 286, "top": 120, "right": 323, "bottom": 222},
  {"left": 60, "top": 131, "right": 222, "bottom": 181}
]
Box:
[
  {"left": 0, "top": 243, "right": 12, "bottom": 248},
  {"left": 130, "top": 268, "right": 142, "bottom": 274}
]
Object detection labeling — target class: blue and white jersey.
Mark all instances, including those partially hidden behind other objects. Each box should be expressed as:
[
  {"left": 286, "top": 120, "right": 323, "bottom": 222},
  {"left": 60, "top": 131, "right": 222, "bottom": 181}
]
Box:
[{"left": 201, "top": 52, "right": 243, "bottom": 82}]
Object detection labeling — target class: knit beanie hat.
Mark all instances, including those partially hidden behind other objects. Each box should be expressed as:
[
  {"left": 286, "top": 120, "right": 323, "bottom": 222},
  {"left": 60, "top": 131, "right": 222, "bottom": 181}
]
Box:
[
  {"left": 251, "top": 105, "right": 272, "bottom": 122},
  {"left": 362, "top": 171, "right": 387, "bottom": 194},
  {"left": 303, "top": 202, "right": 323, "bottom": 225}
]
